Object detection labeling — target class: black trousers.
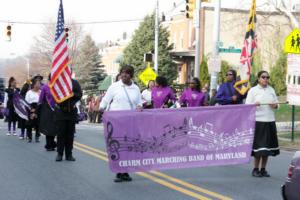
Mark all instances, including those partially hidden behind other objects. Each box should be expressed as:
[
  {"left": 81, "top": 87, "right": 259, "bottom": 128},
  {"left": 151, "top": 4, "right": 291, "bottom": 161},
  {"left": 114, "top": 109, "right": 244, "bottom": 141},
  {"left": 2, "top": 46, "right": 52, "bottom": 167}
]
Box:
[
  {"left": 27, "top": 124, "right": 40, "bottom": 140},
  {"left": 45, "top": 136, "right": 56, "bottom": 149},
  {"left": 56, "top": 120, "right": 75, "bottom": 157}
]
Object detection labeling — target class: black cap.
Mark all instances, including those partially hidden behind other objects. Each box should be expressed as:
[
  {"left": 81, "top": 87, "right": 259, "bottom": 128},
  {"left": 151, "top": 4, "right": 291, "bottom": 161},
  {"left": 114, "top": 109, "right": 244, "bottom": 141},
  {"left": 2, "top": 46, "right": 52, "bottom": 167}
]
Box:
[{"left": 32, "top": 74, "right": 43, "bottom": 81}]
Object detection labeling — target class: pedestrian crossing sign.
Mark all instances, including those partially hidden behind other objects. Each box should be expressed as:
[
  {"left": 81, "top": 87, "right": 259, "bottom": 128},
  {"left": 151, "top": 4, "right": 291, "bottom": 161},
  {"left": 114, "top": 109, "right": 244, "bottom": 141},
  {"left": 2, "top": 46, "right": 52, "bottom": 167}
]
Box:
[
  {"left": 139, "top": 66, "right": 157, "bottom": 86},
  {"left": 284, "top": 29, "right": 300, "bottom": 54}
]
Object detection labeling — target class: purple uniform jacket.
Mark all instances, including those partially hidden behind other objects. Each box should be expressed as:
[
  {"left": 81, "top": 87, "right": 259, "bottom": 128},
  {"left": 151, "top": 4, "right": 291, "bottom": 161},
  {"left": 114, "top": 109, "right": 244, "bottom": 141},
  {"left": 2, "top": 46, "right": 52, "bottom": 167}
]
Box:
[
  {"left": 179, "top": 88, "right": 205, "bottom": 107},
  {"left": 39, "top": 84, "right": 56, "bottom": 109},
  {"left": 215, "top": 81, "right": 242, "bottom": 105},
  {"left": 152, "top": 86, "right": 176, "bottom": 108}
]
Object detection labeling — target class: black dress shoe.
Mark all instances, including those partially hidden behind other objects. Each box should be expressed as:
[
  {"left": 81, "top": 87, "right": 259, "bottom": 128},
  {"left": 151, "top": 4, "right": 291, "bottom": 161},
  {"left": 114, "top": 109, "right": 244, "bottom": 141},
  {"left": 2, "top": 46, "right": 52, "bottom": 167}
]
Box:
[
  {"left": 28, "top": 139, "right": 32, "bottom": 143},
  {"left": 114, "top": 173, "right": 123, "bottom": 183},
  {"left": 46, "top": 148, "right": 55, "bottom": 152},
  {"left": 66, "top": 155, "right": 76, "bottom": 161},
  {"left": 122, "top": 173, "right": 132, "bottom": 182},
  {"left": 260, "top": 170, "right": 271, "bottom": 177},
  {"left": 56, "top": 154, "right": 63, "bottom": 162},
  {"left": 252, "top": 168, "right": 262, "bottom": 177}
]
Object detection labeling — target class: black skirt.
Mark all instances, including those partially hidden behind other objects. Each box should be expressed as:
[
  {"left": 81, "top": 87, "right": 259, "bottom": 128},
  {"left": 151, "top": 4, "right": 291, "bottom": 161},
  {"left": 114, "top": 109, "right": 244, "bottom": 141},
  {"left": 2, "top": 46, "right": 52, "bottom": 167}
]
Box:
[
  {"left": 252, "top": 121, "right": 280, "bottom": 157},
  {"left": 18, "top": 117, "right": 27, "bottom": 129},
  {"left": 39, "top": 103, "right": 58, "bottom": 136}
]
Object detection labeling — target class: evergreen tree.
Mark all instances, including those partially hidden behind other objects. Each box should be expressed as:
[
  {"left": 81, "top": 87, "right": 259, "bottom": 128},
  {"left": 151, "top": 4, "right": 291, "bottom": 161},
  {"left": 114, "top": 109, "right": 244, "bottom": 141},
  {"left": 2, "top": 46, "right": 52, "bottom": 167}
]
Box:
[
  {"left": 75, "top": 35, "right": 106, "bottom": 94},
  {"left": 270, "top": 51, "right": 287, "bottom": 96},
  {"left": 250, "top": 50, "right": 263, "bottom": 84},
  {"left": 218, "top": 60, "right": 231, "bottom": 84},
  {"left": 199, "top": 57, "right": 210, "bottom": 87},
  {"left": 122, "top": 14, "right": 177, "bottom": 85}
]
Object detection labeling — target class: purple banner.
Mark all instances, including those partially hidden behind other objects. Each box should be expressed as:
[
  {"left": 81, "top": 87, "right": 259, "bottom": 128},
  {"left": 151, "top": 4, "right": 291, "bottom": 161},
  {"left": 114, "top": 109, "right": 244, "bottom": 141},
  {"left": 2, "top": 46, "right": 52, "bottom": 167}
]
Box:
[{"left": 103, "top": 105, "right": 256, "bottom": 173}]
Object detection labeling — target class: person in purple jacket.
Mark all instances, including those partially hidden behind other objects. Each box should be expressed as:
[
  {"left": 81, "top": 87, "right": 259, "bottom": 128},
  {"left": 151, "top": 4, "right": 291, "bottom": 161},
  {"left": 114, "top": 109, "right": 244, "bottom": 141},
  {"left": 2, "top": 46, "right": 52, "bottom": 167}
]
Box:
[
  {"left": 39, "top": 74, "right": 57, "bottom": 151},
  {"left": 215, "top": 69, "right": 243, "bottom": 105},
  {"left": 180, "top": 77, "right": 206, "bottom": 107},
  {"left": 152, "top": 76, "right": 176, "bottom": 108}
]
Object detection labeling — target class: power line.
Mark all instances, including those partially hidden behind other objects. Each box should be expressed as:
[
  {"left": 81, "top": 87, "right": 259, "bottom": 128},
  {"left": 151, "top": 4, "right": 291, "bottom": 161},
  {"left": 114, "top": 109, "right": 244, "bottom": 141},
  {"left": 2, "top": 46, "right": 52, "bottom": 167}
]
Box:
[
  {"left": 0, "top": 1, "right": 185, "bottom": 25},
  {"left": 0, "top": 18, "right": 144, "bottom": 25},
  {"left": 164, "top": 0, "right": 185, "bottom": 15}
]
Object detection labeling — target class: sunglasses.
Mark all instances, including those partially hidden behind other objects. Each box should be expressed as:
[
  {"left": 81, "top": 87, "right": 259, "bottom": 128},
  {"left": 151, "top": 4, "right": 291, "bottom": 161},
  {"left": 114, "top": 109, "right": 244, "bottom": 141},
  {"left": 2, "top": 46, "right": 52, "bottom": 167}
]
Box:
[{"left": 260, "top": 76, "right": 270, "bottom": 80}]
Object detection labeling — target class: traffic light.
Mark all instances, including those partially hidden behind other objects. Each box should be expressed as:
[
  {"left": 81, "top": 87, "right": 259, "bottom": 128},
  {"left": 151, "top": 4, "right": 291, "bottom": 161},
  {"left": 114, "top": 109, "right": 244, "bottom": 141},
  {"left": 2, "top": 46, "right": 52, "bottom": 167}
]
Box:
[
  {"left": 186, "top": 0, "right": 195, "bottom": 19},
  {"left": 6, "top": 25, "right": 12, "bottom": 41},
  {"left": 64, "top": 27, "right": 69, "bottom": 42}
]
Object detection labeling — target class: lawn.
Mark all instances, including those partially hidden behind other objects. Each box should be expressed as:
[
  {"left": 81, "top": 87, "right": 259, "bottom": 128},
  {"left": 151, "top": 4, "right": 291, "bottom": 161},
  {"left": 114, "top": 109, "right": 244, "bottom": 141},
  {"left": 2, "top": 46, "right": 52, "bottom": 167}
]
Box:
[
  {"left": 278, "top": 131, "right": 300, "bottom": 140},
  {"left": 275, "top": 104, "right": 300, "bottom": 122}
]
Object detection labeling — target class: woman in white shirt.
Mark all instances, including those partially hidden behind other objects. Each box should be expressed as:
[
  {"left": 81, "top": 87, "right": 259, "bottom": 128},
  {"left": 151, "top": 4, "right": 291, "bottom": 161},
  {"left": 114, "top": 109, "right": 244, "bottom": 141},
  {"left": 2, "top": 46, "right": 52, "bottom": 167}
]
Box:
[
  {"left": 25, "top": 78, "right": 41, "bottom": 143},
  {"left": 141, "top": 80, "right": 155, "bottom": 109},
  {"left": 100, "top": 65, "right": 142, "bottom": 183},
  {"left": 245, "top": 71, "right": 279, "bottom": 178}
]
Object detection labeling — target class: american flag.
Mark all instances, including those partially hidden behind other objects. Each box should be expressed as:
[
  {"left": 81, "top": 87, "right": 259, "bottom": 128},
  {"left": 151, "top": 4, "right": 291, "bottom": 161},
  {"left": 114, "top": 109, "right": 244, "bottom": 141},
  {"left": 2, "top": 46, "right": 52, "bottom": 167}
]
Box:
[
  {"left": 49, "top": 0, "right": 73, "bottom": 103},
  {"left": 234, "top": 0, "right": 257, "bottom": 95}
]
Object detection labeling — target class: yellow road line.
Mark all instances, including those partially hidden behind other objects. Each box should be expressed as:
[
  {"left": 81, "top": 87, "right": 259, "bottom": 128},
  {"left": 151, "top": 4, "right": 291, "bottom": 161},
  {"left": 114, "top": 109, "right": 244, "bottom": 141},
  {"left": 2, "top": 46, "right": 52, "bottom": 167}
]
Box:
[
  {"left": 74, "top": 141, "right": 107, "bottom": 156},
  {"left": 136, "top": 172, "right": 211, "bottom": 200},
  {"left": 73, "top": 144, "right": 211, "bottom": 200},
  {"left": 74, "top": 145, "right": 108, "bottom": 161},
  {"left": 150, "top": 171, "right": 232, "bottom": 200},
  {"left": 74, "top": 142, "right": 232, "bottom": 200}
]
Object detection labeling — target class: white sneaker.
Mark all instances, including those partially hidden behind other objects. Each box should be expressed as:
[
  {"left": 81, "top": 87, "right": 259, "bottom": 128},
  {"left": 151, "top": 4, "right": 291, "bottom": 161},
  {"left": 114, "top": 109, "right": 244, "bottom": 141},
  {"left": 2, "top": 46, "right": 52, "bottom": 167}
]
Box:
[
  {"left": 19, "top": 136, "right": 24, "bottom": 140},
  {"left": 13, "top": 132, "right": 17, "bottom": 136},
  {"left": 6, "top": 133, "right": 11, "bottom": 136}
]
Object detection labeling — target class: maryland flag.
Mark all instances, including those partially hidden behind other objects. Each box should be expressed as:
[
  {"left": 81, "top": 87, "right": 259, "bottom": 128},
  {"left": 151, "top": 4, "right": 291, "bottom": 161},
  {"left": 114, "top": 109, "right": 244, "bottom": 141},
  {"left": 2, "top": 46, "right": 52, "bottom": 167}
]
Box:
[{"left": 234, "top": 0, "right": 257, "bottom": 95}]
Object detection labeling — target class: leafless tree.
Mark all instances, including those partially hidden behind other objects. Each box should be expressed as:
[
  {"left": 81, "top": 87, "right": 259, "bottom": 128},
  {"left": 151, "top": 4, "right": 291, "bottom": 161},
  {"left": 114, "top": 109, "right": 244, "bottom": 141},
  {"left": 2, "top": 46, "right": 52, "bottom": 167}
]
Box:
[
  {"left": 220, "top": 0, "right": 298, "bottom": 69},
  {"left": 28, "top": 20, "right": 84, "bottom": 77},
  {"left": 263, "top": 0, "right": 299, "bottom": 28},
  {"left": 4, "top": 57, "right": 28, "bottom": 86}
]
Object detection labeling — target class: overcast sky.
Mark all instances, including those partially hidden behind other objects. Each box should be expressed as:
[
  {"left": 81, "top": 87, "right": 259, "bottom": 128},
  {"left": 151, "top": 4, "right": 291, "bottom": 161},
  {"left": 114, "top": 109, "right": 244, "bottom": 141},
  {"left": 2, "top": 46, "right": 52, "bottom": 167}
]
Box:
[{"left": 0, "top": 0, "right": 297, "bottom": 59}]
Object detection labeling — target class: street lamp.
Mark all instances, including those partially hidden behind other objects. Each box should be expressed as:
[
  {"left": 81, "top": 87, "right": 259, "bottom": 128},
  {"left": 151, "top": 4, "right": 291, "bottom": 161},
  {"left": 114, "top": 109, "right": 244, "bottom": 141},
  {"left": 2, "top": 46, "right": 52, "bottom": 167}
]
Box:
[{"left": 24, "top": 57, "right": 30, "bottom": 79}]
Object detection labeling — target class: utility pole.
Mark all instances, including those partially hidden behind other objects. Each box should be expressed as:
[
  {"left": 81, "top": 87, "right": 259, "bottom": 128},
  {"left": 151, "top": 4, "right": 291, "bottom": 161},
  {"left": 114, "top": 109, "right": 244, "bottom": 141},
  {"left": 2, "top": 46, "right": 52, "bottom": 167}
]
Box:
[
  {"left": 194, "top": 0, "right": 201, "bottom": 78},
  {"left": 25, "top": 57, "right": 30, "bottom": 79},
  {"left": 154, "top": 0, "right": 159, "bottom": 74},
  {"left": 210, "top": 0, "right": 220, "bottom": 95}
]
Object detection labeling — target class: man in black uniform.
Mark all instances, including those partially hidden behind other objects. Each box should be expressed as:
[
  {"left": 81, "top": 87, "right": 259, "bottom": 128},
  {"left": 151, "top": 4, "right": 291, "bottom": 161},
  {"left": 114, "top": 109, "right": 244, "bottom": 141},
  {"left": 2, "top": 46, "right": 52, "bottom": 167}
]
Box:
[{"left": 55, "top": 79, "right": 82, "bottom": 161}]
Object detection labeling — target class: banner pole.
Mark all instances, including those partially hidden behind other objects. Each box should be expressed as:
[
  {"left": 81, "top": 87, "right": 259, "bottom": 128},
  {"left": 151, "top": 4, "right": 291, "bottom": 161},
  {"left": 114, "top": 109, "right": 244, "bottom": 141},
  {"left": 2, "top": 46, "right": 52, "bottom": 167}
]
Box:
[{"left": 291, "top": 105, "right": 295, "bottom": 143}]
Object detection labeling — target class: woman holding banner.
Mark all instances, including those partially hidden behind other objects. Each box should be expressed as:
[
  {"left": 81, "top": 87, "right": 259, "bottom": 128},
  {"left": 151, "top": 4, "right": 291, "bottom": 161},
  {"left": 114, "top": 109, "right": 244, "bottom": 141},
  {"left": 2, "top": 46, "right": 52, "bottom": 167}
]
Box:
[
  {"left": 245, "top": 70, "right": 279, "bottom": 178},
  {"left": 4, "top": 77, "right": 19, "bottom": 136},
  {"left": 152, "top": 76, "right": 176, "bottom": 108},
  {"left": 100, "top": 65, "right": 142, "bottom": 183},
  {"left": 179, "top": 77, "right": 206, "bottom": 107},
  {"left": 17, "top": 80, "right": 31, "bottom": 139}
]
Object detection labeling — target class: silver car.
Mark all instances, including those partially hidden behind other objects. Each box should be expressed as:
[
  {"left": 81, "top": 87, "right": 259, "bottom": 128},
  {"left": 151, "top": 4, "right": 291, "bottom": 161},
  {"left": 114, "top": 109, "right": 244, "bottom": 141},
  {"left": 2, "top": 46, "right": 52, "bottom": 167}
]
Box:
[{"left": 282, "top": 151, "right": 300, "bottom": 200}]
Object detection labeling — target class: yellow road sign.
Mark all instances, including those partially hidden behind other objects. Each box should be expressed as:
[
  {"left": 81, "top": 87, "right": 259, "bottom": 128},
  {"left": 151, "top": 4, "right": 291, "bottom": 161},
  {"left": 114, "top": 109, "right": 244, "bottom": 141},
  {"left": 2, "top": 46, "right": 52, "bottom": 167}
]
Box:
[
  {"left": 284, "top": 29, "right": 300, "bottom": 54},
  {"left": 139, "top": 66, "right": 157, "bottom": 86}
]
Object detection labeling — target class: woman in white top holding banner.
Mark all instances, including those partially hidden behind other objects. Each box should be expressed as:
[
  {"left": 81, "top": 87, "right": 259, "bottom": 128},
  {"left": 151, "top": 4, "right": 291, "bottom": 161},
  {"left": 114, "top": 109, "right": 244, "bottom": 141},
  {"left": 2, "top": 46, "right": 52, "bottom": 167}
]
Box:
[
  {"left": 245, "top": 70, "right": 279, "bottom": 178},
  {"left": 100, "top": 65, "right": 143, "bottom": 182}
]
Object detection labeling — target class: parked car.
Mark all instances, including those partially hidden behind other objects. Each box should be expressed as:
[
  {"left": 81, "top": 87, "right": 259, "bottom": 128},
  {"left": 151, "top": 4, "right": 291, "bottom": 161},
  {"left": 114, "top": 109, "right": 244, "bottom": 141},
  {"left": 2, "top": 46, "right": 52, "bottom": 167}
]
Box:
[{"left": 282, "top": 151, "right": 300, "bottom": 200}]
